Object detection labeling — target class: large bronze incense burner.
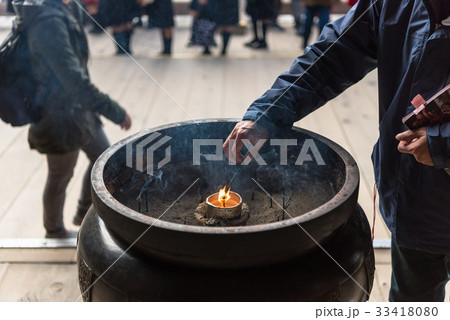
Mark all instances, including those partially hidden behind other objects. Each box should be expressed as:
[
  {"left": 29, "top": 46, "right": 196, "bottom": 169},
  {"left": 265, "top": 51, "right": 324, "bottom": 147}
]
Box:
[{"left": 77, "top": 119, "right": 374, "bottom": 301}]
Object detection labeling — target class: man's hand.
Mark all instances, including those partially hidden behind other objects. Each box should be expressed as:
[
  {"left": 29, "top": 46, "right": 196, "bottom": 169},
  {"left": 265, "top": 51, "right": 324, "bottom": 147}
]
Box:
[
  {"left": 120, "top": 113, "right": 132, "bottom": 131},
  {"left": 223, "top": 120, "right": 269, "bottom": 164},
  {"left": 396, "top": 127, "right": 434, "bottom": 166}
]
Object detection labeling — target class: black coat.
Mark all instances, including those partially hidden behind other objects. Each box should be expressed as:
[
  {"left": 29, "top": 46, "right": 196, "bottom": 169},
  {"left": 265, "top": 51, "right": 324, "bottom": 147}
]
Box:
[
  {"left": 210, "top": 0, "right": 238, "bottom": 26},
  {"left": 17, "top": 0, "right": 125, "bottom": 154},
  {"left": 190, "top": 0, "right": 238, "bottom": 26},
  {"left": 146, "top": 0, "right": 174, "bottom": 29},
  {"left": 99, "top": 0, "right": 141, "bottom": 27},
  {"left": 246, "top": 0, "right": 274, "bottom": 20}
]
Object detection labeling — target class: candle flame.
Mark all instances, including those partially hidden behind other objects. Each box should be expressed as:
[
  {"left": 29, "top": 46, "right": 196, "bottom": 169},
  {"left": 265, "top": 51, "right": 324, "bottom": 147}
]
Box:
[{"left": 218, "top": 186, "right": 231, "bottom": 207}]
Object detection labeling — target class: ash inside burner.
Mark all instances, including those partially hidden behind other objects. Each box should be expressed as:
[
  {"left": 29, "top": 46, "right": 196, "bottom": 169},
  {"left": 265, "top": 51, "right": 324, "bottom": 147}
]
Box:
[{"left": 112, "top": 160, "right": 338, "bottom": 227}]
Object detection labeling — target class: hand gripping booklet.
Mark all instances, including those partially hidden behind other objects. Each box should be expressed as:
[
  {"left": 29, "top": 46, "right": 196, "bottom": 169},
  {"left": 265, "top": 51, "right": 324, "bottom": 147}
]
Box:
[
  {"left": 402, "top": 84, "right": 450, "bottom": 130},
  {"left": 402, "top": 84, "right": 450, "bottom": 175}
]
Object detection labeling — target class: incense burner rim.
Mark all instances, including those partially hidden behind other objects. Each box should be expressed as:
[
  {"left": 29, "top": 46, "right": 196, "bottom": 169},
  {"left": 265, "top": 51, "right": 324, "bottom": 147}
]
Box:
[{"left": 91, "top": 118, "right": 359, "bottom": 235}]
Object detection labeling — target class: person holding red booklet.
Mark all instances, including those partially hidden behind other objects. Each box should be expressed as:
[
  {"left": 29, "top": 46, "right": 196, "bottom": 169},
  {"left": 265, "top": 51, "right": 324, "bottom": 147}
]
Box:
[{"left": 224, "top": 0, "right": 450, "bottom": 301}]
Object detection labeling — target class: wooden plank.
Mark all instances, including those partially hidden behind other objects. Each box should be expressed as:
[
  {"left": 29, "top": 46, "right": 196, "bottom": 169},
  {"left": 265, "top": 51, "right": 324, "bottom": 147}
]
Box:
[
  {"left": 0, "top": 263, "right": 80, "bottom": 302},
  {"left": 373, "top": 264, "right": 391, "bottom": 302},
  {"left": 374, "top": 248, "right": 391, "bottom": 265},
  {"left": 185, "top": 58, "right": 225, "bottom": 119},
  {"left": 446, "top": 282, "right": 450, "bottom": 302},
  {"left": 0, "top": 156, "right": 51, "bottom": 237},
  {"left": 221, "top": 59, "right": 262, "bottom": 118},
  {"left": 139, "top": 58, "right": 192, "bottom": 128},
  {"left": 0, "top": 150, "right": 85, "bottom": 238},
  {"left": 0, "top": 248, "right": 76, "bottom": 263},
  {"left": 0, "top": 131, "right": 44, "bottom": 222},
  {"left": 0, "top": 263, "right": 8, "bottom": 284},
  {"left": 0, "top": 238, "right": 76, "bottom": 248},
  {"left": 0, "top": 126, "right": 25, "bottom": 159}
]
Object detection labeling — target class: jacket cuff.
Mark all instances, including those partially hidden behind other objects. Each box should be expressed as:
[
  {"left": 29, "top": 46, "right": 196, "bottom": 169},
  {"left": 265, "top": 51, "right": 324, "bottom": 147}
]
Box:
[
  {"left": 242, "top": 110, "right": 283, "bottom": 137},
  {"left": 105, "top": 100, "right": 127, "bottom": 125},
  {"left": 427, "top": 123, "right": 450, "bottom": 169}
]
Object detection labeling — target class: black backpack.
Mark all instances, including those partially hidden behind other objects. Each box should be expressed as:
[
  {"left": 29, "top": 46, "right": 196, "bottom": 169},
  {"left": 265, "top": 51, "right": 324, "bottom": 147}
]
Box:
[{"left": 0, "top": 11, "right": 43, "bottom": 126}]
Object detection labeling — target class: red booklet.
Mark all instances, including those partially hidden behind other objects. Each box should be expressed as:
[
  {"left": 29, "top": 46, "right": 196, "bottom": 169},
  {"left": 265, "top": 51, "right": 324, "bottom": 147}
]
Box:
[{"left": 402, "top": 84, "right": 450, "bottom": 130}]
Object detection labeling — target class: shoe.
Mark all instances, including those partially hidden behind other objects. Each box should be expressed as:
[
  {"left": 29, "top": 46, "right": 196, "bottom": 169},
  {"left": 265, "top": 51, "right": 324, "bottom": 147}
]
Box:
[
  {"left": 244, "top": 39, "right": 259, "bottom": 48},
  {"left": 254, "top": 41, "right": 268, "bottom": 50},
  {"left": 133, "top": 17, "right": 143, "bottom": 28},
  {"left": 45, "top": 228, "right": 78, "bottom": 239},
  {"left": 202, "top": 47, "right": 211, "bottom": 55}
]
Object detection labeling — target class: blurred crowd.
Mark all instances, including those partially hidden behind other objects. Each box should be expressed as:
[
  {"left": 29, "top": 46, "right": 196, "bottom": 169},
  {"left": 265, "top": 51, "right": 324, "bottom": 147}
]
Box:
[{"left": 6, "top": 0, "right": 354, "bottom": 55}]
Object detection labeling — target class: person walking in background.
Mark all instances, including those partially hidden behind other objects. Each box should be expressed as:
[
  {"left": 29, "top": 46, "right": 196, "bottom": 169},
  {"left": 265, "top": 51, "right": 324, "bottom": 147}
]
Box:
[
  {"left": 82, "top": 0, "right": 103, "bottom": 34},
  {"left": 269, "top": 0, "right": 285, "bottom": 31},
  {"left": 145, "top": 0, "right": 175, "bottom": 55},
  {"left": 210, "top": 0, "right": 239, "bottom": 55},
  {"left": 292, "top": 0, "right": 304, "bottom": 35},
  {"left": 301, "top": 0, "right": 339, "bottom": 49},
  {"left": 7, "top": 0, "right": 14, "bottom": 13},
  {"left": 98, "top": 0, "right": 141, "bottom": 54},
  {"left": 245, "top": 0, "right": 274, "bottom": 49},
  {"left": 13, "top": 0, "right": 132, "bottom": 237},
  {"left": 189, "top": 0, "right": 217, "bottom": 55}
]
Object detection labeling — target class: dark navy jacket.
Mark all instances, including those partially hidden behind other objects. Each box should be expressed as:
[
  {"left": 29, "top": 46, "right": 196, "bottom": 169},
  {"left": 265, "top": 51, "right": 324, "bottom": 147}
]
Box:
[{"left": 243, "top": 0, "right": 450, "bottom": 254}]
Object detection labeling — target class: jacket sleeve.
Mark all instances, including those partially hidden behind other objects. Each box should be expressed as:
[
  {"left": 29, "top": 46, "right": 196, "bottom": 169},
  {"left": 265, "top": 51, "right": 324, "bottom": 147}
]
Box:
[
  {"left": 27, "top": 17, "right": 126, "bottom": 125},
  {"left": 243, "top": 0, "right": 379, "bottom": 133},
  {"left": 427, "top": 123, "right": 450, "bottom": 169}
]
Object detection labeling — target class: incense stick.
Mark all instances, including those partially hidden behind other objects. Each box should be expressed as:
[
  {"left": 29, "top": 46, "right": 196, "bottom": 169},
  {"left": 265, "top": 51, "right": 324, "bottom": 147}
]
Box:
[{"left": 227, "top": 165, "right": 242, "bottom": 190}]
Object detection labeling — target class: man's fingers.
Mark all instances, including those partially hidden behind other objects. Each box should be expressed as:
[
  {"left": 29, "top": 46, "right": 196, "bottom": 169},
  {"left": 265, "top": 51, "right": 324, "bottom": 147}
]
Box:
[
  {"left": 233, "top": 136, "right": 246, "bottom": 163},
  {"left": 223, "top": 127, "right": 246, "bottom": 164},
  {"left": 396, "top": 127, "right": 426, "bottom": 142},
  {"left": 397, "top": 140, "right": 413, "bottom": 154},
  {"left": 396, "top": 130, "right": 417, "bottom": 142},
  {"left": 223, "top": 121, "right": 269, "bottom": 164}
]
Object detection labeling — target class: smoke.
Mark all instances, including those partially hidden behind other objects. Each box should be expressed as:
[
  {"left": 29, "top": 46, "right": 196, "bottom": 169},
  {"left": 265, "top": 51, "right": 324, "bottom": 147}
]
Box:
[{"left": 107, "top": 122, "right": 345, "bottom": 217}]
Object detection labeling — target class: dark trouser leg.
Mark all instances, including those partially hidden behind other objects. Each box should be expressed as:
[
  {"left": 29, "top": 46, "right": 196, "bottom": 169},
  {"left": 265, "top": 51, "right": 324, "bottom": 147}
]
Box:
[
  {"left": 162, "top": 37, "right": 172, "bottom": 54},
  {"left": 74, "top": 127, "right": 110, "bottom": 225},
  {"left": 292, "top": 0, "right": 303, "bottom": 28},
  {"left": 389, "top": 236, "right": 450, "bottom": 302},
  {"left": 124, "top": 29, "right": 133, "bottom": 54},
  {"left": 261, "top": 21, "right": 268, "bottom": 45},
  {"left": 303, "top": 6, "right": 315, "bottom": 49},
  {"left": 221, "top": 32, "right": 231, "bottom": 55},
  {"left": 161, "top": 28, "right": 173, "bottom": 55},
  {"left": 317, "top": 6, "right": 330, "bottom": 34},
  {"left": 44, "top": 150, "right": 79, "bottom": 233},
  {"left": 245, "top": 16, "right": 259, "bottom": 47},
  {"left": 251, "top": 16, "right": 259, "bottom": 41},
  {"left": 113, "top": 31, "right": 128, "bottom": 54},
  {"left": 89, "top": 14, "right": 103, "bottom": 34},
  {"left": 161, "top": 29, "right": 172, "bottom": 55}
]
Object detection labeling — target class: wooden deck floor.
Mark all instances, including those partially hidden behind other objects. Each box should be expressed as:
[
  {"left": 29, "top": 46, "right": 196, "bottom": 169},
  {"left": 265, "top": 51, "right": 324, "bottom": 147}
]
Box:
[{"left": 0, "top": 21, "right": 447, "bottom": 302}]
